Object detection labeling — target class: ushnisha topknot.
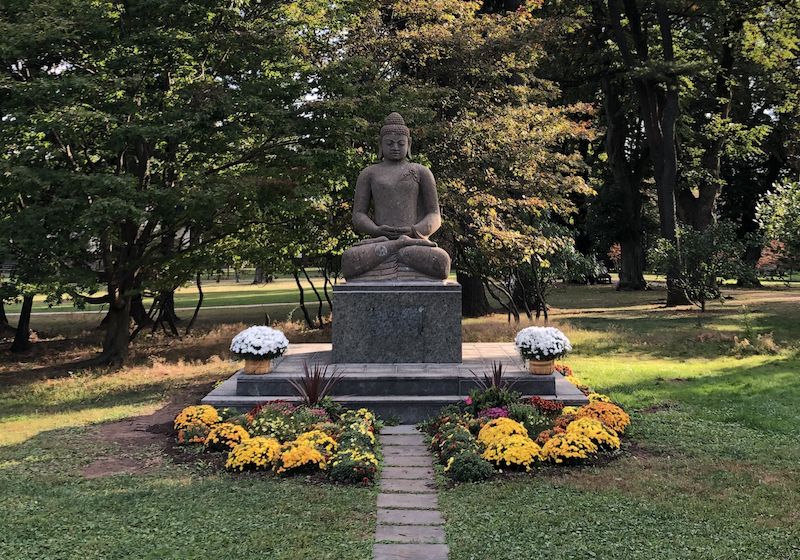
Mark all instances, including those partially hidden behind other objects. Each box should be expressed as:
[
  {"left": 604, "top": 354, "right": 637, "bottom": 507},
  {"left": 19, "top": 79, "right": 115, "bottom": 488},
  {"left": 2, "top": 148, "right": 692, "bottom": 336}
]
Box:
[{"left": 379, "top": 112, "right": 410, "bottom": 138}]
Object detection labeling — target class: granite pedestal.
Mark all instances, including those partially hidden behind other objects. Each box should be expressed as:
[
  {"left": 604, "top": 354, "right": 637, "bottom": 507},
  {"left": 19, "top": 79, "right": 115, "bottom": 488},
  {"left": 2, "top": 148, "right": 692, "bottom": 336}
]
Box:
[
  {"left": 201, "top": 343, "right": 589, "bottom": 423},
  {"left": 331, "top": 281, "right": 462, "bottom": 364}
]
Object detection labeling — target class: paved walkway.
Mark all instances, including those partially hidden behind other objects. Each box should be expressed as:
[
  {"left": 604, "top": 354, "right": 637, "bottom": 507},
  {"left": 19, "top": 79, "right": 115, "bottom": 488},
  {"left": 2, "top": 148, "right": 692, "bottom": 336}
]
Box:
[{"left": 374, "top": 426, "right": 448, "bottom": 560}]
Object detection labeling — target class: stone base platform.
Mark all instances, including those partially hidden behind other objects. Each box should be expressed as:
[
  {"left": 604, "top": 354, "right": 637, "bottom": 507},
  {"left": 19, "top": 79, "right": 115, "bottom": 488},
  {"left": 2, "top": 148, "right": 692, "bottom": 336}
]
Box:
[
  {"left": 202, "top": 343, "right": 588, "bottom": 423},
  {"left": 332, "top": 281, "right": 462, "bottom": 363}
]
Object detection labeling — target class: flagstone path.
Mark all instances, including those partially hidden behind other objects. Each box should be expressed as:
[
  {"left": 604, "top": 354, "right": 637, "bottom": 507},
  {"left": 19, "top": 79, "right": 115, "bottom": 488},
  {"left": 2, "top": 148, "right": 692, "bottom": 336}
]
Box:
[{"left": 373, "top": 425, "right": 449, "bottom": 560}]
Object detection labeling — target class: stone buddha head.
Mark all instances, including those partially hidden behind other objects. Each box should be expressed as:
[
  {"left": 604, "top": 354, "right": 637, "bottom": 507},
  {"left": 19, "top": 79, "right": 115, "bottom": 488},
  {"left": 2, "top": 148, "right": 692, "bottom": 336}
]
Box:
[{"left": 378, "top": 112, "right": 412, "bottom": 161}]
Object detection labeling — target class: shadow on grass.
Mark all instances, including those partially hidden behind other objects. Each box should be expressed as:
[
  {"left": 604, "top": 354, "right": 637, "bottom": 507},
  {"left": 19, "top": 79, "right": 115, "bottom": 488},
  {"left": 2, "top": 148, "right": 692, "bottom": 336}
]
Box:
[
  {"left": 563, "top": 309, "right": 800, "bottom": 360},
  {"left": 603, "top": 352, "right": 800, "bottom": 434},
  {"left": 0, "top": 376, "right": 220, "bottom": 423}
]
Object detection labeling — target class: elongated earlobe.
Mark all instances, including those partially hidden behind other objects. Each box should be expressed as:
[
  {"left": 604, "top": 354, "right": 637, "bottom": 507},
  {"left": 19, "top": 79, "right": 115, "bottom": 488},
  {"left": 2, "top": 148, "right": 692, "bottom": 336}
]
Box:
[
  {"left": 407, "top": 138, "right": 412, "bottom": 159},
  {"left": 378, "top": 141, "right": 383, "bottom": 160}
]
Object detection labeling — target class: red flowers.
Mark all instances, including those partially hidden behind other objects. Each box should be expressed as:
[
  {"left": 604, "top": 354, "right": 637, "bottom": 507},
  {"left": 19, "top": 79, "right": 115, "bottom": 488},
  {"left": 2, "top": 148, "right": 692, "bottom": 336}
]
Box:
[{"left": 527, "top": 396, "right": 565, "bottom": 415}]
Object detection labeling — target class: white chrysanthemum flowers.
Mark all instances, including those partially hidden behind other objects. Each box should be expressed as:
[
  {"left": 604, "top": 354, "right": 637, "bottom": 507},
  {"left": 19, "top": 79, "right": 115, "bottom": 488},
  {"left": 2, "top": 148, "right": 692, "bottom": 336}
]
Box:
[
  {"left": 514, "top": 326, "right": 572, "bottom": 361},
  {"left": 230, "top": 326, "right": 289, "bottom": 360}
]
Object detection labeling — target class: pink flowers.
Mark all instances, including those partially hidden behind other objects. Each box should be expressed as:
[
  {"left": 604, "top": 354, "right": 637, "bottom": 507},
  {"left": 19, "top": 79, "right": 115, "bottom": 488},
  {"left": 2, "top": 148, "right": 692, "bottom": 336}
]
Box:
[{"left": 464, "top": 396, "right": 473, "bottom": 405}]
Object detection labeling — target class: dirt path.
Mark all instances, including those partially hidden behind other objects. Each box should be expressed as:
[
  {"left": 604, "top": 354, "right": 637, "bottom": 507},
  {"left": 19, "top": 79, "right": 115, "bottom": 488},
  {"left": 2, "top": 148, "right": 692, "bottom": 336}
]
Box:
[{"left": 82, "top": 386, "right": 209, "bottom": 479}]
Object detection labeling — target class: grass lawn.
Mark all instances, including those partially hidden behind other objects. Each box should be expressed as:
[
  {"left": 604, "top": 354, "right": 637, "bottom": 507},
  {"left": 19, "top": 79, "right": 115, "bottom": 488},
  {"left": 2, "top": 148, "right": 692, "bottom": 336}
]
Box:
[
  {"left": 447, "top": 285, "right": 800, "bottom": 560},
  {"left": 0, "top": 358, "right": 375, "bottom": 559},
  {"left": 1, "top": 283, "right": 798, "bottom": 558}
]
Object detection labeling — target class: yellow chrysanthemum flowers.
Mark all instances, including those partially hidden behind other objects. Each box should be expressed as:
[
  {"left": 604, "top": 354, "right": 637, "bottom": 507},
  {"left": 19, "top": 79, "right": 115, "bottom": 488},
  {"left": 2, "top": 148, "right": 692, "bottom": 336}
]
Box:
[
  {"left": 174, "top": 405, "right": 220, "bottom": 431},
  {"left": 566, "top": 417, "right": 620, "bottom": 449},
  {"left": 277, "top": 441, "right": 327, "bottom": 473},
  {"left": 226, "top": 436, "right": 282, "bottom": 471},
  {"left": 295, "top": 429, "right": 338, "bottom": 454},
  {"left": 575, "top": 402, "right": 631, "bottom": 434},
  {"left": 541, "top": 431, "right": 598, "bottom": 463},
  {"left": 477, "top": 417, "right": 528, "bottom": 446},
  {"left": 481, "top": 434, "right": 542, "bottom": 470},
  {"left": 205, "top": 422, "right": 250, "bottom": 451}
]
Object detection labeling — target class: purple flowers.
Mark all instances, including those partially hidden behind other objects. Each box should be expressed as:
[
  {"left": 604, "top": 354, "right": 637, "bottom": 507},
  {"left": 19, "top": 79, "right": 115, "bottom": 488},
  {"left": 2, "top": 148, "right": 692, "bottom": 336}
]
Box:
[{"left": 478, "top": 407, "right": 509, "bottom": 419}]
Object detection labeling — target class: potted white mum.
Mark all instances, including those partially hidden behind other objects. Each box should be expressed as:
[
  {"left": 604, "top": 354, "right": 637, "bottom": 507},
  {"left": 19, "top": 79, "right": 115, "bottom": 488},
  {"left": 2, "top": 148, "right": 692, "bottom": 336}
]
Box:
[
  {"left": 230, "top": 326, "right": 289, "bottom": 374},
  {"left": 514, "top": 326, "right": 572, "bottom": 375}
]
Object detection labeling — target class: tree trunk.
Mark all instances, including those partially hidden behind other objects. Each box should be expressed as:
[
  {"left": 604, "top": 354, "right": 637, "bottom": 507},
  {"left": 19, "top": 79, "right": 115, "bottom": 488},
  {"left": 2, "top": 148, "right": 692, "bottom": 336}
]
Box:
[
  {"left": 161, "top": 290, "right": 181, "bottom": 323},
  {"left": 0, "top": 300, "right": 15, "bottom": 335},
  {"left": 737, "top": 244, "right": 762, "bottom": 287},
  {"left": 292, "top": 269, "right": 315, "bottom": 329},
  {"left": 100, "top": 295, "right": 132, "bottom": 366},
  {"left": 458, "top": 270, "right": 492, "bottom": 317},
  {"left": 252, "top": 266, "right": 265, "bottom": 284},
  {"left": 618, "top": 238, "right": 647, "bottom": 290},
  {"left": 605, "top": 0, "right": 689, "bottom": 306},
  {"left": 130, "top": 293, "right": 153, "bottom": 327},
  {"left": 10, "top": 295, "right": 33, "bottom": 352},
  {"left": 185, "top": 272, "right": 204, "bottom": 335}
]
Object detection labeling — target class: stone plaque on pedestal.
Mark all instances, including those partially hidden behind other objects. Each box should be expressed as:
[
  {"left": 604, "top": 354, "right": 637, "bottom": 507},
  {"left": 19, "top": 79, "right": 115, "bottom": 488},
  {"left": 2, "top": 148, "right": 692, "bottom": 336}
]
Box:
[{"left": 332, "top": 281, "right": 462, "bottom": 363}]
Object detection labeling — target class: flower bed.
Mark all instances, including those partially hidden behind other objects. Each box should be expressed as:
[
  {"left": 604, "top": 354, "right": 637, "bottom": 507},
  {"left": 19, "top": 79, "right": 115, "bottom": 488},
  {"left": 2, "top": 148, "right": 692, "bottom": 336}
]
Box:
[
  {"left": 172, "top": 399, "right": 379, "bottom": 485},
  {"left": 421, "top": 363, "right": 631, "bottom": 482}
]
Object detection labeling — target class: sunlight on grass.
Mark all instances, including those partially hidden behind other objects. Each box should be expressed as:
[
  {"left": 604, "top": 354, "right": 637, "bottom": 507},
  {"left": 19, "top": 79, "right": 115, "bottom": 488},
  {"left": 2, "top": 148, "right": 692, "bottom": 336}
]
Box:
[{"left": 0, "top": 402, "right": 163, "bottom": 446}]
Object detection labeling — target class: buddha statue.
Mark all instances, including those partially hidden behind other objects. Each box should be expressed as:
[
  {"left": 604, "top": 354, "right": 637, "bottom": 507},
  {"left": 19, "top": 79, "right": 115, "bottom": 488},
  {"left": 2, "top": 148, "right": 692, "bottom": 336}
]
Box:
[{"left": 341, "top": 112, "right": 452, "bottom": 282}]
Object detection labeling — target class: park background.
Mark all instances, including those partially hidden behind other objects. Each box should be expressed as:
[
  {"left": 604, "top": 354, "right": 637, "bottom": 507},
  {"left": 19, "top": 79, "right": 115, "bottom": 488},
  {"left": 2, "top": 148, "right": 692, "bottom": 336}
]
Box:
[{"left": 1, "top": 1, "right": 799, "bottom": 559}]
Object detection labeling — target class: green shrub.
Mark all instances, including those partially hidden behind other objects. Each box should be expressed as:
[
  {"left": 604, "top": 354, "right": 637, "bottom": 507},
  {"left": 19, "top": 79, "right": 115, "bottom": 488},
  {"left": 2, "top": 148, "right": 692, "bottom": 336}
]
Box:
[
  {"left": 445, "top": 451, "right": 495, "bottom": 483},
  {"left": 432, "top": 424, "right": 479, "bottom": 463},
  {"left": 328, "top": 448, "right": 379, "bottom": 484},
  {"left": 248, "top": 410, "right": 303, "bottom": 440},
  {"left": 469, "top": 387, "right": 521, "bottom": 413},
  {"left": 508, "top": 403, "right": 552, "bottom": 437}
]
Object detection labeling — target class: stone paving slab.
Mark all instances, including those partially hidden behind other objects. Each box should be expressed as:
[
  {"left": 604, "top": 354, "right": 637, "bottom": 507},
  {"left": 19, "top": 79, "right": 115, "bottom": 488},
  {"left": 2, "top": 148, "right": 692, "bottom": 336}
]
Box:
[
  {"left": 375, "top": 525, "right": 446, "bottom": 544},
  {"left": 377, "top": 493, "right": 438, "bottom": 510},
  {"left": 382, "top": 466, "right": 434, "bottom": 479},
  {"left": 384, "top": 455, "right": 433, "bottom": 467},
  {"left": 378, "top": 509, "right": 444, "bottom": 526},
  {"left": 373, "top": 544, "right": 449, "bottom": 560},
  {"left": 383, "top": 446, "right": 431, "bottom": 458},
  {"left": 382, "top": 425, "right": 421, "bottom": 435},
  {"left": 381, "top": 435, "right": 426, "bottom": 446},
  {"left": 379, "top": 479, "right": 437, "bottom": 493}
]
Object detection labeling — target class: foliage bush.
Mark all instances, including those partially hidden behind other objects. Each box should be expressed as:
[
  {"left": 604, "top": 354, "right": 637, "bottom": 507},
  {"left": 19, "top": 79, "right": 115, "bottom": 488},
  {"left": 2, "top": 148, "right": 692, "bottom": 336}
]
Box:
[
  {"left": 173, "top": 403, "right": 379, "bottom": 484},
  {"left": 328, "top": 448, "right": 379, "bottom": 484},
  {"left": 508, "top": 402, "right": 552, "bottom": 437},
  {"left": 467, "top": 387, "right": 521, "bottom": 414},
  {"left": 444, "top": 451, "right": 495, "bottom": 482},
  {"left": 423, "top": 363, "right": 632, "bottom": 481}
]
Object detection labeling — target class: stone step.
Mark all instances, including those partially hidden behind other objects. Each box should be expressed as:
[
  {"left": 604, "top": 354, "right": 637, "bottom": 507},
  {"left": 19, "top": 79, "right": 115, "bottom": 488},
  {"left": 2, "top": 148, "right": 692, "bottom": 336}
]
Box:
[
  {"left": 381, "top": 425, "right": 420, "bottom": 435},
  {"left": 383, "top": 446, "right": 431, "bottom": 458},
  {"left": 373, "top": 543, "right": 449, "bottom": 560},
  {"left": 377, "top": 493, "right": 438, "bottom": 510},
  {"left": 236, "top": 371, "right": 556, "bottom": 397},
  {"left": 379, "top": 479, "right": 437, "bottom": 494},
  {"left": 384, "top": 455, "right": 434, "bottom": 467},
  {"left": 381, "top": 435, "right": 426, "bottom": 446},
  {"left": 381, "top": 466, "right": 435, "bottom": 479},
  {"left": 378, "top": 509, "right": 444, "bottom": 526},
  {"left": 375, "top": 524, "right": 446, "bottom": 544}
]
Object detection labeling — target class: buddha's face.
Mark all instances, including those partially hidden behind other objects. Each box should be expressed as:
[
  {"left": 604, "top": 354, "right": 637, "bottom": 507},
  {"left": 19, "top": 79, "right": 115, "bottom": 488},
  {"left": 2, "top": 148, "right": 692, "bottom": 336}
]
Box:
[{"left": 381, "top": 132, "right": 409, "bottom": 161}]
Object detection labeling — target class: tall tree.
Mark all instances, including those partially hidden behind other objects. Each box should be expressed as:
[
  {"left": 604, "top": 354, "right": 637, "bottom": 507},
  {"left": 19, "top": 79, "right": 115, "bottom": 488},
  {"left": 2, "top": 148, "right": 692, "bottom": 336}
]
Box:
[
  {"left": 305, "top": 0, "right": 593, "bottom": 318},
  {"left": 0, "top": 0, "right": 312, "bottom": 364}
]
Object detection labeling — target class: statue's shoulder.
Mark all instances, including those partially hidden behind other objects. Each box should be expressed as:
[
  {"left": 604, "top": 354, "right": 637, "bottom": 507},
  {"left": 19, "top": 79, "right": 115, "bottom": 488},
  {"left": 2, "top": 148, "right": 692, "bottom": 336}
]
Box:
[
  {"left": 411, "top": 162, "right": 435, "bottom": 181},
  {"left": 357, "top": 164, "right": 381, "bottom": 180}
]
